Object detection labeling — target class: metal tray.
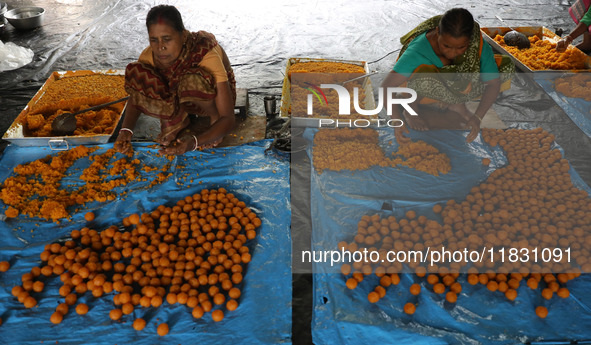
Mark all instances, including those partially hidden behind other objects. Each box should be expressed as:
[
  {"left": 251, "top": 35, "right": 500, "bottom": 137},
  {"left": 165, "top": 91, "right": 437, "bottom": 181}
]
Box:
[
  {"left": 279, "top": 57, "right": 377, "bottom": 127},
  {"left": 481, "top": 26, "right": 591, "bottom": 74},
  {"left": 2, "top": 70, "right": 127, "bottom": 149}
]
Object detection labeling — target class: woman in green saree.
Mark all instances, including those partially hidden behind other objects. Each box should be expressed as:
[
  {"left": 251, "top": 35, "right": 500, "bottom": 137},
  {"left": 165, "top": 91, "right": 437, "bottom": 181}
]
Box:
[{"left": 381, "top": 8, "right": 514, "bottom": 143}]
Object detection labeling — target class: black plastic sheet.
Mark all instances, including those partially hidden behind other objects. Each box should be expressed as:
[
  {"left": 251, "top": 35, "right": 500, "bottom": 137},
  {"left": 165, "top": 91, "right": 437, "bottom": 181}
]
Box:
[{"left": 1, "top": 1, "right": 591, "bottom": 344}]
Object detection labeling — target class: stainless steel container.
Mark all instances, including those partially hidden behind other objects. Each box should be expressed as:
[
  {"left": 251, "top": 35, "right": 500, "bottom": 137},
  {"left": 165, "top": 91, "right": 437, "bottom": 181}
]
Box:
[
  {"left": 5, "top": 6, "right": 44, "bottom": 30},
  {"left": 0, "top": 2, "right": 7, "bottom": 26}
]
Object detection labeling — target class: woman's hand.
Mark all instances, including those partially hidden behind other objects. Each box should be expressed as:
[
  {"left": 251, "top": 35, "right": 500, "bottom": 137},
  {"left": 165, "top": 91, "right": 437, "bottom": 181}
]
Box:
[
  {"left": 465, "top": 116, "right": 481, "bottom": 143},
  {"left": 158, "top": 133, "right": 196, "bottom": 155},
  {"left": 114, "top": 129, "right": 133, "bottom": 154},
  {"left": 556, "top": 36, "right": 572, "bottom": 52},
  {"left": 156, "top": 131, "right": 177, "bottom": 147},
  {"left": 394, "top": 123, "right": 411, "bottom": 144}
]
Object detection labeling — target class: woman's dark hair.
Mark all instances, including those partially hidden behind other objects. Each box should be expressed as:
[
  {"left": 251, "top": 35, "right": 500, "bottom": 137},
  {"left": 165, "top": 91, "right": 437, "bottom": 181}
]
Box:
[
  {"left": 439, "top": 8, "right": 474, "bottom": 38},
  {"left": 146, "top": 5, "right": 185, "bottom": 33}
]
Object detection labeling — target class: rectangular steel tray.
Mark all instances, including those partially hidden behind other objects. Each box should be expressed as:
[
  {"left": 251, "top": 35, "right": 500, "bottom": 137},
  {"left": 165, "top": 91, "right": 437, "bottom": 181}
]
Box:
[
  {"left": 481, "top": 26, "right": 591, "bottom": 74},
  {"left": 279, "top": 57, "right": 378, "bottom": 127},
  {"left": 2, "top": 70, "right": 127, "bottom": 149}
]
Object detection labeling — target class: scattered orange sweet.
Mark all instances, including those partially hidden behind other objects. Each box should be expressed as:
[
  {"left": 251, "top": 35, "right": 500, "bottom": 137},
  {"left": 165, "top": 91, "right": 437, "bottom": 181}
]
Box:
[
  {"left": 132, "top": 318, "right": 146, "bottom": 331},
  {"left": 56, "top": 303, "right": 68, "bottom": 315},
  {"left": 445, "top": 291, "right": 458, "bottom": 303},
  {"left": 379, "top": 275, "right": 392, "bottom": 287},
  {"left": 505, "top": 289, "right": 517, "bottom": 301},
  {"left": 226, "top": 299, "right": 238, "bottom": 312},
  {"left": 23, "top": 296, "right": 37, "bottom": 308},
  {"left": 487, "top": 281, "right": 499, "bottom": 292},
  {"left": 75, "top": 304, "right": 89, "bottom": 315},
  {"left": 375, "top": 286, "right": 386, "bottom": 299},
  {"left": 433, "top": 283, "right": 445, "bottom": 294},
  {"left": 192, "top": 306, "right": 205, "bottom": 319},
  {"left": 211, "top": 309, "right": 224, "bottom": 322},
  {"left": 403, "top": 302, "right": 416, "bottom": 315},
  {"left": 541, "top": 288, "right": 553, "bottom": 300},
  {"left": 157, "top": 323, "right": 169, "bottom": 336},
  {"left": 345, "top": 278, "right": 358, "bottom": 290},
  {"left": 50, "top": 312, "right": 64, "bottom": 324},
  {"left": 535, "top": 306, "right": 548, "bottom": 318},
  {"left": 367, "top": 291, "right": 380, "bottom": 303},
  {"left": 109, "top": 309, "right": 123, "bottom": 321},
  {"left": 409, "top": 283, "right": 421, "bottom": 296},
  {"left": 0, "top": 261, "right": 9, "bottom": 272},
  {"left": 84, "top": 212, "right": 95, "bottom": 222},
  {"left": 556, "top": 287, "right": 570, "bottom": 299}
]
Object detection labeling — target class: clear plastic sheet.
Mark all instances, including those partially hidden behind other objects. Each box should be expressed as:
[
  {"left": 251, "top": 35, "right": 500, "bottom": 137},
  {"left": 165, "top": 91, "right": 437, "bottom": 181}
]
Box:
[
  {"left": 0, "top": 41, "right": 34, "bottom": 72},
  {"left": 535, "top": 74, "right": 591, "bottom": 139},
  {"left": 305, "top": 127, "right": 591, "bottom": 344},
  {"left": 0, "top": 140, "right": 291, "bottom": 345}
]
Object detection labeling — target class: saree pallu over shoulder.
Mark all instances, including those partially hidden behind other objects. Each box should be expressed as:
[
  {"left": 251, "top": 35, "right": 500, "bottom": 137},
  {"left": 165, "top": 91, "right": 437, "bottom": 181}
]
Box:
[
  {"left": 398, "top": 16, "right": 515, "bottom": 104},
  {"left": 569, "top": 0, "right": 591, "bottom": 33},
  {"left": 124, "top": 30, "right": 219, "bottom": 140},
  {"left": 569, "top": 0, "right": 591, "bottom": 24}
]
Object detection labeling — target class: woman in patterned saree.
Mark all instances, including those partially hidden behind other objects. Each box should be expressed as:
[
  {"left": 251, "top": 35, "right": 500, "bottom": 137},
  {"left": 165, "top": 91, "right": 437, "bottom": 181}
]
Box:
[
  {"left": 556, "top": 0, "right": 591, "bottom": 53},
  {"left": 115, "top": 5, "right": 236, "bottom": 155},
  {"left": 381, "top": 8, "right": 514, "bottom": 143}
]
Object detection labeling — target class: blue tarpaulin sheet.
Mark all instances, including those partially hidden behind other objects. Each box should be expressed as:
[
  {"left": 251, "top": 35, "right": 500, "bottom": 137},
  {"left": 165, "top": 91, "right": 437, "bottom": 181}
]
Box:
[
  {"left": 305, "top": 127, "right": 591, "bottom": 344},
  {"left": 0, "top": 140, "right": 291, "bottom": 345},
  {"left": 536, "top": 76, "right": 591, "bottom": 140}
]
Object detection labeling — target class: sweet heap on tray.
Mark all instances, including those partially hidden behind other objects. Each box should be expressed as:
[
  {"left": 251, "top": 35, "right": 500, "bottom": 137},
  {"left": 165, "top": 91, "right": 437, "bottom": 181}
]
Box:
[
  {"left": 494, "top": 34, "right": 588, "bottom": 70},
  {"left": 22, "top": 73, "right": 127, "bottom": 137}
]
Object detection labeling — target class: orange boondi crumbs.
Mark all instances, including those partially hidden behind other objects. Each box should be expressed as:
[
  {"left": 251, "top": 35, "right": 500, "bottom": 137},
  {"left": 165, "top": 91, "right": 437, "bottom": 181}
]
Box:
[
  {"left": 554, "top": 74, "right": 591, "bottom": 101},
  {"left": 312, "top": 128, "right": 451, "bottom": 175},
  {"left": 287, "top": 61, "right": 368, "bottom": 118},
  {"left": 0, "top": 146, "right": 168, "bottom": 222},
  {"left": 288, "top": 61, "right": 365, "bottom": 75},
  {"left": 23, "top": 74, "right": 126, "bottom": 137},
  {"left": 494, "top": 34, "right": 589, "bottom": 70}
]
